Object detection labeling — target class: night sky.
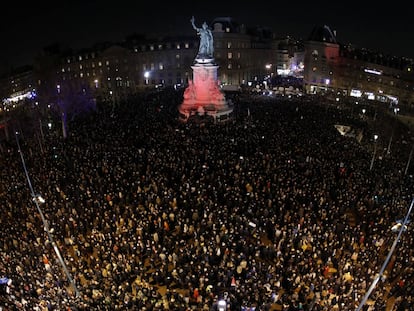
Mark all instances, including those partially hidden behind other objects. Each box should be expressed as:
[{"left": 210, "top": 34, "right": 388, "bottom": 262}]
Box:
[{"left": 1, "top": 1, "right": 413, "bottom": 75}]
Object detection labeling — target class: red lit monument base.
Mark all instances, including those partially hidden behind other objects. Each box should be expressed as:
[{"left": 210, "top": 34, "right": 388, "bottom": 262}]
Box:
[{"left": 178, "top": 60, "right": 233, "bottom": 122}]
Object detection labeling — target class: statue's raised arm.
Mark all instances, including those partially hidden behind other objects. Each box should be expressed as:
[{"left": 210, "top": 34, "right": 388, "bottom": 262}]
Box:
[{"left": 190, "top": 16, "right": 197, "bottom": 30}]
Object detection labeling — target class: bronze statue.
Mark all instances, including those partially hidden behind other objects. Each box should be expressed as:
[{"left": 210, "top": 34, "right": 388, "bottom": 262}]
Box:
[{"left": 191, "top": 16, "right": 213, "bottom": 59}]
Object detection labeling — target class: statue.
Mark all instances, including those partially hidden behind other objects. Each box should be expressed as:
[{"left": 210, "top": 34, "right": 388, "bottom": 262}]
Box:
[{"left": 190, "top": 16, "right": 213, "bottom": 59}]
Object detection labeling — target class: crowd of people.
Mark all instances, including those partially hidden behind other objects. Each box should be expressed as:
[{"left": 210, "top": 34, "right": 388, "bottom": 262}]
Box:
[{"left": 1, "top": 88, "right": 413, "bottom": 310}]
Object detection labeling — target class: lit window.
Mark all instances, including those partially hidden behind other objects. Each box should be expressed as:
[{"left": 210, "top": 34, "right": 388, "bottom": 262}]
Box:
[
  {"left": 79, "top": 56, "right": 82, "bottom": 61},
  {"left": 159, "top": 63, "right": 164, "bottom": 70},
  {"left": 185, "top": 43, "right": 189, "bottom": 48},
  {"left": 98, "top": 62, "right": 102, "bottom": 67},
  {"left": 106, "top": 61, "right": 109, "bottom": 66},
  {"left": 176, "top": 54, "right": 180, "bottom": 59},
  {"left": 227, "top": 52, "right": 232, "bottom": 59},
  {"left": 227, "top": 63, "right": 232, "bottom": 69},
  {"left": 176, "top": 44, "right": 181, "bottom": 49},
  {"left": 158, "top": 44, "right": 163, "bottom": 50},
  {"left": 80, "top": 73, "right": 83, "bottom": 78},
  {"left": 150, "top": 45, "right": 154, "bottom": 51},
  {"left": 227, "top": 42, "right": 232, "bottom": 49},
  {"left": 79, "top": 65, "right": 83, "bottom": 70}
]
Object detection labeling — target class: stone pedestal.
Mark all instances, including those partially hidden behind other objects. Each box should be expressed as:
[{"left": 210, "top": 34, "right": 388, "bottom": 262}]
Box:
[{"left": 178, "top": 58, "right": 233, "bottom": 122}]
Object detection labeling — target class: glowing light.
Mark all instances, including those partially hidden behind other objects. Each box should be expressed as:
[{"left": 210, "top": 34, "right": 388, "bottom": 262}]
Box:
[
  {"left": 3, "top": 90, "right": 36, "bottom": 104},
  {"left": 350, "top": 89, "right": 362, "bottom": 97},
  {"left": 277, "top": 69, "right": 290, "bottom": 75},
  {"left": 364, "top": 68, "right": 382, "bottom": 75},
  {"left": 32, "top": 194, "right": 45, "bottom": 204},
  {"left": 218, "top": 300, "right": 226, "bottom": 311},
  {"left": 365, "top": 92, "right": 375, "bottom": 100}
]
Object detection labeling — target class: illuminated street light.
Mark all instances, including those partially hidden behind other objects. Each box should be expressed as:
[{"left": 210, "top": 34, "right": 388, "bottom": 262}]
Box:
[
  {"left": 369, "top": 134, "right": 379, "bottom": 171},
  {"left": 144, "top": 71, "right": 150, "bottom": 85}
]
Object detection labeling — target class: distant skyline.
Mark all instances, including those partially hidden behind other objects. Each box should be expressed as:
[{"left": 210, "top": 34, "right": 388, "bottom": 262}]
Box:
[{"left": 2, "top": 1, "right": 413, "bottom": 75}]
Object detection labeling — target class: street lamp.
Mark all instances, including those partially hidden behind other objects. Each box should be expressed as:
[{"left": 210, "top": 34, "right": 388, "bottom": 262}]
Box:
[
  {"left": 369, "top": 134, "right": 379, "bottom": 171},
  {"left": 144, "top": 71, "right": 150, "bottom": 85}
]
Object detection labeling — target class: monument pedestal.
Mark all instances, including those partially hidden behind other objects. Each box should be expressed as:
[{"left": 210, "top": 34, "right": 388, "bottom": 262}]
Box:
[{"left": 178, "top": 58, "right": 233, "bottom": 122}]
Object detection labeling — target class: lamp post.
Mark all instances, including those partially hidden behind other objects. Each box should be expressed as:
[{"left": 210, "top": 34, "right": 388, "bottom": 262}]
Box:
[
  {"left": 15, "top": 131, "right": 80, "bottom": 298},
  {"left": 265, "top": 64, "right": 272, "bottom": 90},
  {"left": 370, "top": 134, "right": 378, "bottom": 171},
  {"left": 357, "top": 198, "right": 414, "bottom": 311},
  {"left": 144, "top": 71, "right": 150, "bottom": 86}
]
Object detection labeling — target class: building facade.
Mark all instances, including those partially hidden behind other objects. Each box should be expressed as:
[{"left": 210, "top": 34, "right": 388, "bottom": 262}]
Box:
[{"left": 303, "top": 25, "right": 414, "bottom": 111}]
